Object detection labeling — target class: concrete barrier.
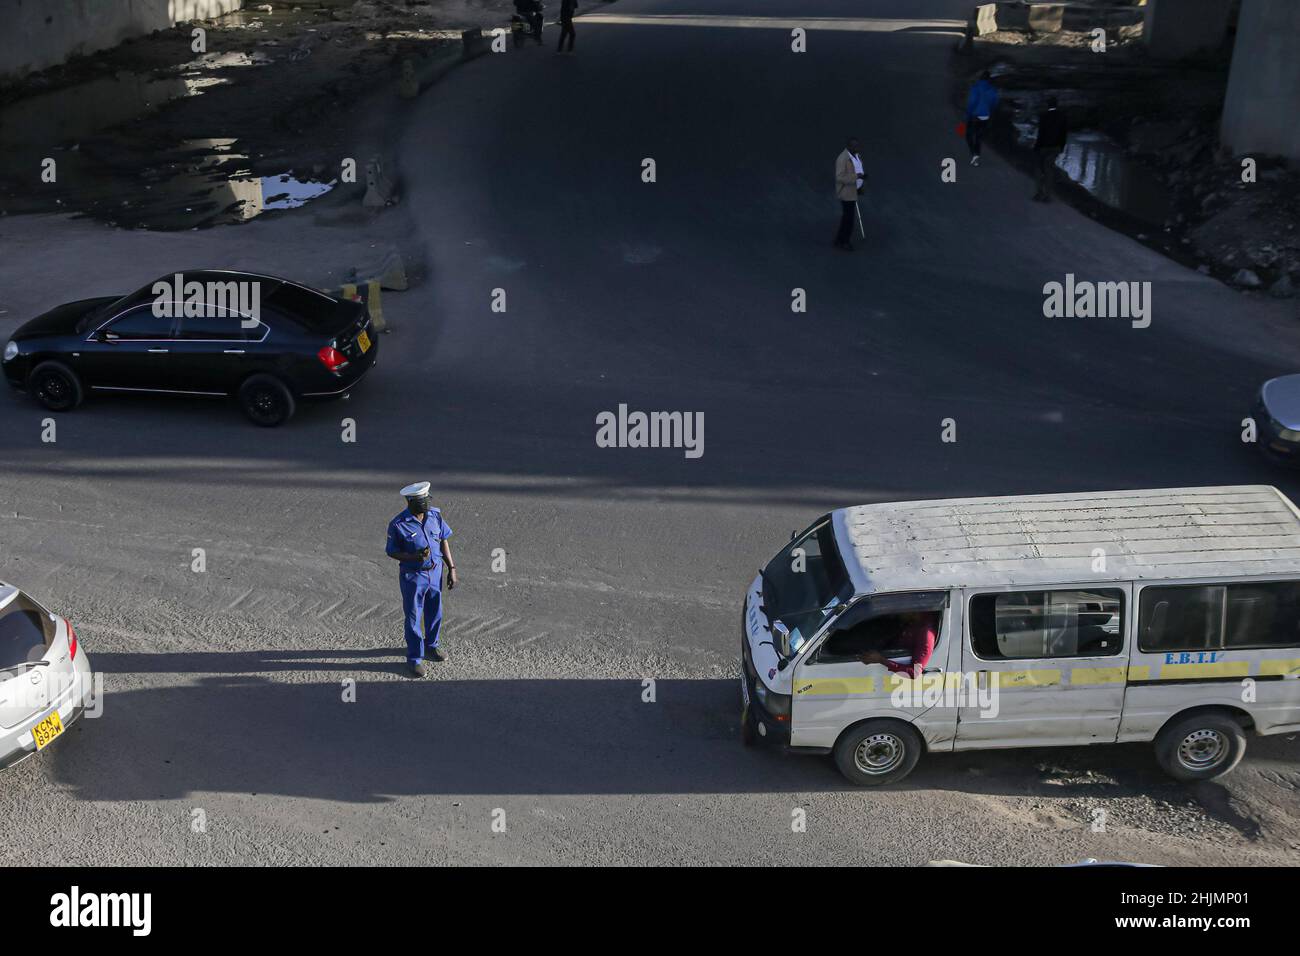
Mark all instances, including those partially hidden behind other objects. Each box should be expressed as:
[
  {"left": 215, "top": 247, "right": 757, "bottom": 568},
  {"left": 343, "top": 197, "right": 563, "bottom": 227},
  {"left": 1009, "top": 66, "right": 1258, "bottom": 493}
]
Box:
[{"left": 336, "top": 281, "right": 387, "bottom": 333}]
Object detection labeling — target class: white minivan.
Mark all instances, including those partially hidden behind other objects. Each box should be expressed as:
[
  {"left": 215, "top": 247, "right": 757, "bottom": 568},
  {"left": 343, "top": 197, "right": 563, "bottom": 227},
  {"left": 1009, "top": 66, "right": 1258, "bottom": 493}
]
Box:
[
  {"left": 740, "top": 486, "right": 1300, "bottom": 786},
  {"left": 0, "top": 583, "right": 95, "bottom": 771}
]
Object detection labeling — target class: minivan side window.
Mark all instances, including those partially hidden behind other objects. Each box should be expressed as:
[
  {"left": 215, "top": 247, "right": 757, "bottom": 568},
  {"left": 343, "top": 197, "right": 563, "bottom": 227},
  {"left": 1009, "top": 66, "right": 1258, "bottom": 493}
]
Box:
[
  {"left": 1139, "top": 582, "right": 1300, "bottom": 652},
  {"left": 816, "top": 591, "right": 948, "bottom": 664},
  {"left": 969, "top": 589, "right": 1124, "bottom": 660}
]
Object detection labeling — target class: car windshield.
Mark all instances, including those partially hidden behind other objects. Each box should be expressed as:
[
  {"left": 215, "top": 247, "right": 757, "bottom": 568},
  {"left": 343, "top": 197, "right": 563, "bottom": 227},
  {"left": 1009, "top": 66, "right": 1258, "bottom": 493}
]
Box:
[
  {"left": 761, "top": 518, "right": 853, "bottom": 655},
  {"left": 0, "top": 592, "right": 55, "bottom": 670},
  {"left": 76, "top": 283, "right": 155, "bottom": 333}
]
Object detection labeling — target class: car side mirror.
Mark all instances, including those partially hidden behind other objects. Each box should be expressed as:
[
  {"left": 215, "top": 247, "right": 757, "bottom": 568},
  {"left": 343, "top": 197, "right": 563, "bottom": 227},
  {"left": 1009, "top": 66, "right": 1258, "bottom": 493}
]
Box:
[
  {"left": 96, "top": 330, "right": 117, "bottom": 343},
  {"left": 772, "top": 620, "right": 792, "bottom": 658}
]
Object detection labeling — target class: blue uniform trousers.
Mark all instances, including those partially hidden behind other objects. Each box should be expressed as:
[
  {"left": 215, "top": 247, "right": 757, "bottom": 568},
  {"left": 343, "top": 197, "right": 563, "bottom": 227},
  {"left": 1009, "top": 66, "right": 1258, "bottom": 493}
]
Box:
[{"left": 399, "top": 569, "right": 443, "bottom": 663}]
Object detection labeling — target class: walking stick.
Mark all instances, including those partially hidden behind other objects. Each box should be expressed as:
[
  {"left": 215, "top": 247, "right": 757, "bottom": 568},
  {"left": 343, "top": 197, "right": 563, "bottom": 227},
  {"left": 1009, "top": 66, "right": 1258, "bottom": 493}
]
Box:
[{"left": 855, "top": 199, "right": 865, "bottom": 239}]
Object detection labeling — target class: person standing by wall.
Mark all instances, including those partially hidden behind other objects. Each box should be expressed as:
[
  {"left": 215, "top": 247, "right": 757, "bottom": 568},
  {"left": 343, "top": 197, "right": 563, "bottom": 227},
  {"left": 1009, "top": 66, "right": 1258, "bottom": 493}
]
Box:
[
  {"left": 1032, "top": 95, "right": 1070, "bottom": 201},
  {"left": 965, "top": 70, "right": 999, "bottom": 166}
]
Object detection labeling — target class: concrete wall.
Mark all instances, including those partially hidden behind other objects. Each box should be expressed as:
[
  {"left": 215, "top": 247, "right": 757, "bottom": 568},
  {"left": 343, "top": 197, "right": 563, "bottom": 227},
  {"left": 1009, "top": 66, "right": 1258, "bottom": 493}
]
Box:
[
  {"left": 0, "top": 0, "right": 243, "bottom": 78},
  {"left": 1221, "top": 0, "right": 1300, "bottom": 161},
  {"left": 1143, "top": 0, "right": 1232, "bottom": 58}
]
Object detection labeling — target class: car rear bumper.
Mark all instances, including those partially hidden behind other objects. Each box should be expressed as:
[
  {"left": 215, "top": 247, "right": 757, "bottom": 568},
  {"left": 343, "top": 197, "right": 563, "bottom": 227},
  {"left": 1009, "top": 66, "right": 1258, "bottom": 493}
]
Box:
[
  {"left": 0, "top": 654, "right": 96, "bottom": 772},
  {"left": 0, "top": 702, "right": 88, "bottom": 772},
  {"left": 300, "top": 337, "right": 378, "bottom": 400}
]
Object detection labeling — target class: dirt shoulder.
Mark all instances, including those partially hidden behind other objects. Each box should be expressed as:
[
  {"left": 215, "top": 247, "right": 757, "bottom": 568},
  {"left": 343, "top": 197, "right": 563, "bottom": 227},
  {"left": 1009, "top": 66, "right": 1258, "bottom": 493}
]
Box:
[
  {"left": 0, "top": 0, "right": 518, "bottom": 229},
  {"left": 958, "top": 26, "right": 1299, "bottom": 301}
]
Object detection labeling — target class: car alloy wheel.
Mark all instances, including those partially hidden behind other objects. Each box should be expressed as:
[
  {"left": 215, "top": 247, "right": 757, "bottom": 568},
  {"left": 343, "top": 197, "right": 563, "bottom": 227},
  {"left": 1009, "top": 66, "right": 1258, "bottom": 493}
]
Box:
[
  {"left": 248, "top": 387, "right": 283, "bottom": 424},
  {"left": 34, "top": 371, "right": 74, "bottom": 410}
]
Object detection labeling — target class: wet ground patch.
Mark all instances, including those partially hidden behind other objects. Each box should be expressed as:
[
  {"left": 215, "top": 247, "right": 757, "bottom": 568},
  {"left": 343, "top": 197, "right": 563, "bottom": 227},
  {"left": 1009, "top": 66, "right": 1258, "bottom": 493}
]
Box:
[
  {"left": 0, "top": 1, "right": 513, "bottom": 229},
  {"left": 958, "top": 37, "right": 1299, "bottom": 296}
]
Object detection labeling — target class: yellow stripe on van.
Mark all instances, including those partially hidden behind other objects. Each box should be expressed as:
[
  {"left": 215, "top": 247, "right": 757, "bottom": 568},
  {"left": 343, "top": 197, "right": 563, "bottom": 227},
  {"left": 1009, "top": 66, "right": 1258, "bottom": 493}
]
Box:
[
  {"left": 797, "top": 677, "right": 876, "bottom": 696},
  {"left": 1127, "top": 665, "right": 1151, "bottom": 681},
  {"left": 882, "top": 672, "right": 965, "bottom": 693},
  {"left": 1258, "top": 659, "right": 1300, "bottom": 678},
  {"left": 1070, "top": 667, "right": 1126, "bottom": 685},
  {"left": 993, "top": 669, "right": 1061, "bottom": 688},
  {"left": 1158, "top": 661, "right": 1251, "bottom": 680}
]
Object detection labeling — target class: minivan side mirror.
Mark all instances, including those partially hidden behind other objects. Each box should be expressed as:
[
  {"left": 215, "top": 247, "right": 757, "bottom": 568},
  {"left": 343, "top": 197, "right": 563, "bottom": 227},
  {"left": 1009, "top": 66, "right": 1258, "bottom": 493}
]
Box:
[{"left": 772, "top": 620, "right": 792, "bottom": 658}]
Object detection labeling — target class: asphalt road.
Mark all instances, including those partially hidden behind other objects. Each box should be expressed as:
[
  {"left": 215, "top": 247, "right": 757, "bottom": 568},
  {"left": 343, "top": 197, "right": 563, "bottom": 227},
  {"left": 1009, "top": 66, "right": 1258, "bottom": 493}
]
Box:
[{"left": 1, "top": 0, "right": 1299, "bottom": 865}]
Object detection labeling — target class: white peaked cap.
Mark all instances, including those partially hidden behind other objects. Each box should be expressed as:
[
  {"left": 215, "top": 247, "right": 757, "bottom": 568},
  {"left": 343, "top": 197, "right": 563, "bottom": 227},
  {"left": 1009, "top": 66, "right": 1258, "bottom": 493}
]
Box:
[{"left": 400, "top": 481, "right": 431, "bottom": 498}]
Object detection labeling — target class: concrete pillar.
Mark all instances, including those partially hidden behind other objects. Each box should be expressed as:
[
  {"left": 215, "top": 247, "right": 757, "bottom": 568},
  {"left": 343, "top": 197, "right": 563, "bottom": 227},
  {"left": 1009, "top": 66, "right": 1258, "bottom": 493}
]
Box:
[
  {"left": 1221, "top": 0, "right": 1300, "bottom": 161},
  {"left": 1143, "top": 0, "right": 1232, "bottom": 59}
]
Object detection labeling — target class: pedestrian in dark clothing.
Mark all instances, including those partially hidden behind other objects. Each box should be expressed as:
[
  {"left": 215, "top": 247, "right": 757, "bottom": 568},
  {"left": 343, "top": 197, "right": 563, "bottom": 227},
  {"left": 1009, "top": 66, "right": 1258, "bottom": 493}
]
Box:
[
  {"left": 1033, "top": 95, "right": 1069, "bottom": 201},
  {"left": 514, "top": 0, "right": 543, "bottom": 43},
  {"left": 964, "top": 70, "right": 999, "bottom": 166},
  {"left": 557, "top": 0, "right": 577, "bottom": 53}
]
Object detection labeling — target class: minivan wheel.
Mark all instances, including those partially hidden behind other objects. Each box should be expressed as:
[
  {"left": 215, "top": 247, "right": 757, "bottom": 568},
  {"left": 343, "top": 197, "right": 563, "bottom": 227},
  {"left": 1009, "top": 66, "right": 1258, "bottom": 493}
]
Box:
[
  {"left": 29, "top": 361, "right": 83, "bottom": 412},
  {"left": 238, "top": 374, "right": 296, "bottom": 427},
  {"left": 1154, "top": 712, "right": 1247, "bottom": 782},
  {"left": 833, "top": 719, "right": 923, "bottom": 786}
]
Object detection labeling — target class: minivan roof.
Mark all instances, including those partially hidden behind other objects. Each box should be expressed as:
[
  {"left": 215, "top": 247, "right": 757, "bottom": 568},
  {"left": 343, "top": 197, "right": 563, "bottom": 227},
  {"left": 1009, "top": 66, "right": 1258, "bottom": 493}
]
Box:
[{"left": 833, "top": 485, "right": 1300, "bottom": 595}]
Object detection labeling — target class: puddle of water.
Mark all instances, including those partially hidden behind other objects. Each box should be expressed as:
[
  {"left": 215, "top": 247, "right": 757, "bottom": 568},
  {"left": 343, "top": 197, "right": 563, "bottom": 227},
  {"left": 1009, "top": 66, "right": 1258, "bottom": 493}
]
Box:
[
  {"left": 180, "top": 50, "right": 272, "bottom": 71},
  {"left": 121, "top": 138, "right": 337, "bottom": 226},
  {"left": 1001, "top": 89, "right": 1176, "bottom": 227},
  {"left": 261, "top": 172, "right": 336, "bottom": 211},
  {"left": 0, "top": 73, "right": 205, "bottom": 149},
  {"left": 0, "top": 52, "right": 331, "bottom": 229},
  {"left": 1051, "top": 131, "right": 1174, "bottom": 227},
  {"left": 0, "top": 6, "right": 334, "bottom": 229},
  {"left": 0, "top": 132, "right": 335, "bottom": 229}
]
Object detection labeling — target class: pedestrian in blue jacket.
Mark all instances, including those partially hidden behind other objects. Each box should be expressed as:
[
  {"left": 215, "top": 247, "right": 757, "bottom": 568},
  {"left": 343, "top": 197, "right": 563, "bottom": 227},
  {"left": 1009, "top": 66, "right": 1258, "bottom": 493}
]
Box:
[{"left": 965, "top": 70, "right": 999, "bottom": 166}]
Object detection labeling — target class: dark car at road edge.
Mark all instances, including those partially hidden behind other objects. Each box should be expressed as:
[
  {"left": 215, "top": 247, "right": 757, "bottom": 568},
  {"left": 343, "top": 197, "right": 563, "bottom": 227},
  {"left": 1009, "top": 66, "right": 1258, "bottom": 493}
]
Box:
[{"left": 2, "top": 270, "right": 379, "bottom": 427}]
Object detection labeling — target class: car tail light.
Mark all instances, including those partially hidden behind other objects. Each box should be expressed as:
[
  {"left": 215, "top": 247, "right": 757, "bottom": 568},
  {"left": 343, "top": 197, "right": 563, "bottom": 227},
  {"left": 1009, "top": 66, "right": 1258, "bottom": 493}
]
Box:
[
  {"left": 65, "top": 619, "right": 78, "bottom": 659},
  {"left": 317, "top": 345, "right": 349, "bottom": 372}
]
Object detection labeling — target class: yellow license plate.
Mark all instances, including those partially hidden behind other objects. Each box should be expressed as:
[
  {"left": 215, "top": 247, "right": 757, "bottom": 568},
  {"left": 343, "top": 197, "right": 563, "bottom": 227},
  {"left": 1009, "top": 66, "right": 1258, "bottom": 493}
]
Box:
[
  {"left": 32, "top": 711, "right": 64, "bottom": 750},
  {"left": 357, "top": 330, "right": 372, "bottom": 353}
]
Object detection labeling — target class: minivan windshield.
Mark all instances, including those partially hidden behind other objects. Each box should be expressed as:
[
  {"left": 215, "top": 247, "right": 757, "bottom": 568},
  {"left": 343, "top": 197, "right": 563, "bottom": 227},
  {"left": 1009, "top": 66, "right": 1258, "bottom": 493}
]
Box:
[
  {"left": 0, "top": 592, "right": 55, "bottom": 671},
  {"left": 761, "top": 518, "right": 854, "bottom": 655}
]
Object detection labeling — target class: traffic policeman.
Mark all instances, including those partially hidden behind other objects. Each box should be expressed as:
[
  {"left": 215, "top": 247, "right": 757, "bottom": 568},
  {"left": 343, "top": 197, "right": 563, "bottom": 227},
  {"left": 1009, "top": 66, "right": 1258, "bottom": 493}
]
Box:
[{"left": 385, "top": 481, "right": 457, "bottom": 677}]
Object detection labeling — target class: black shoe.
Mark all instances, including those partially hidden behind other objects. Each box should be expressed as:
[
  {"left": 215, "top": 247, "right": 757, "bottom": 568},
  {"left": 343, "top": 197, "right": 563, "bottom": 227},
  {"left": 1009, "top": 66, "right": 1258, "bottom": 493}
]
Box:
[
  {"left": 409, "top": 661, "right": 427, "bottom": 678},
  {"left": 428, "top": 647, "right": 446, "bottom": 663}
]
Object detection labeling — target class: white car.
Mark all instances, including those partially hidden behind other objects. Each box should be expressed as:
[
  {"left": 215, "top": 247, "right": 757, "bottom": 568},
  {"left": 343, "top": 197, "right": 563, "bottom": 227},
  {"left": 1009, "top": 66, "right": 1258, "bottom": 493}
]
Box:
[{"left": 0, "top": 583, "right": 95, "bottom": 771}]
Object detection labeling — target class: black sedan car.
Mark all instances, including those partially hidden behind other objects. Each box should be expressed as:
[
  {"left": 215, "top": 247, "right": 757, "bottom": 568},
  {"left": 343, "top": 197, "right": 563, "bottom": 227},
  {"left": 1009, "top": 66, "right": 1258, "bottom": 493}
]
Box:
[{"left": 2, "top": 270, "right": 378, "bottom": 426}]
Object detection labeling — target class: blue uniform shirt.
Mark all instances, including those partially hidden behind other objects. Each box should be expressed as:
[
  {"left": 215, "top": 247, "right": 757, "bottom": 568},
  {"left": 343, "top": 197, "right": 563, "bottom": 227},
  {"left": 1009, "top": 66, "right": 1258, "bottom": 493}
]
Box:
[{"left": 386, "top": 508, "right": 453, "bottom": 574}]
